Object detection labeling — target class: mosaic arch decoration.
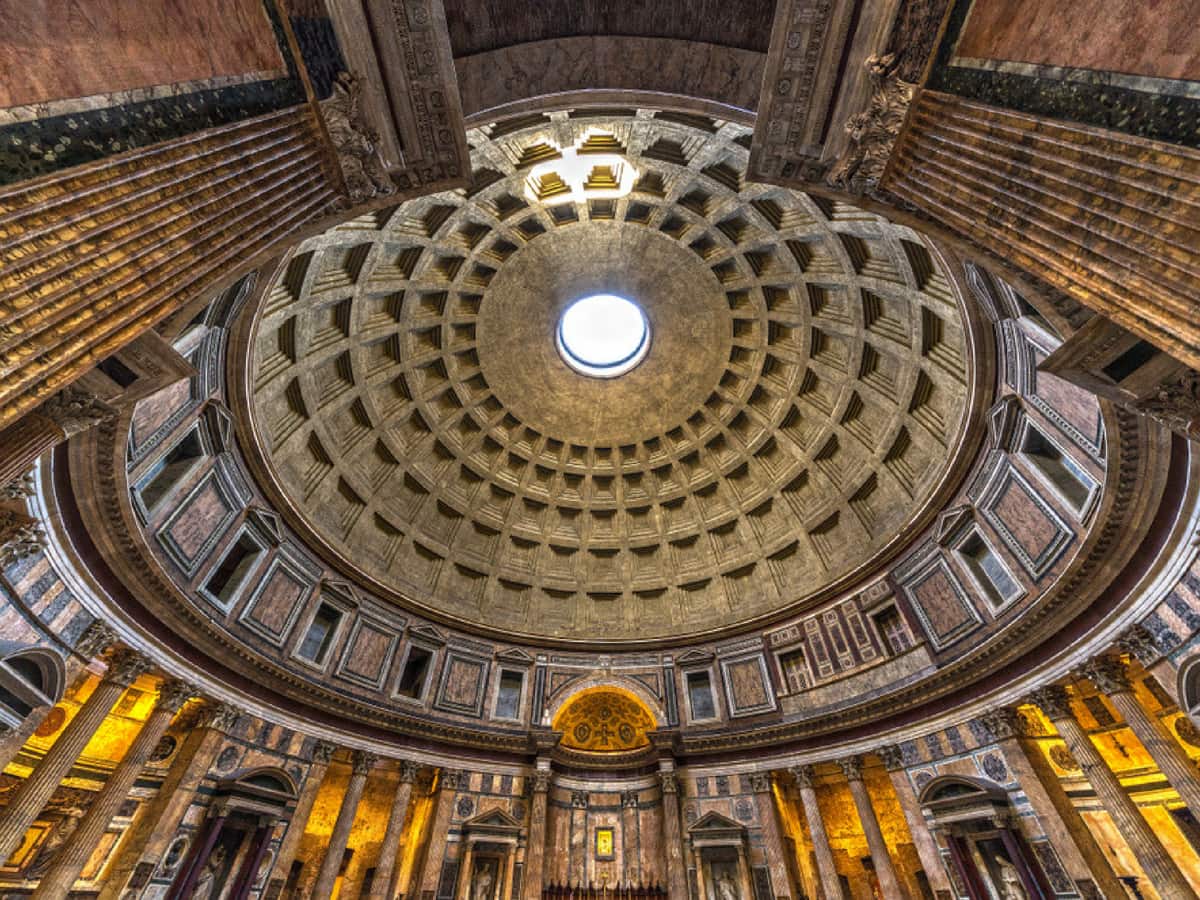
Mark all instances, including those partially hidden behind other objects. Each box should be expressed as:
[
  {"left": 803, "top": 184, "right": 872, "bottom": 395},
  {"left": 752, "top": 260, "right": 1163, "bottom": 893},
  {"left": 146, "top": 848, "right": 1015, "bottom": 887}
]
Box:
[{"left": 552, "top": 687, "right": 657, "bottom": 752}]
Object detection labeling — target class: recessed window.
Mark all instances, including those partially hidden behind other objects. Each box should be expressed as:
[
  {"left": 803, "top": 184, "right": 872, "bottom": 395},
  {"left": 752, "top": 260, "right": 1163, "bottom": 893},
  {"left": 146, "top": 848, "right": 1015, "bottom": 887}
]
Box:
[
  {"left": 959, "top": 531, "right": 1021, "bottom": 607},
  {"left": 873, "top": 606, "right": 913, "bottom": 655},
  {"left": 396, "top": 646, "right": 433, "bottom": 699},
  {"left": 557, "top": 294, "right": 650, "bottom": 378},
  {"left": 297, "top": 603, "right": 342, "bottom": 665},
  {"left": 778, "top": 648, "right": 810, "bottom": 693},
  {"left": 686, "top": 670, "right": 717, "bottom": 721},
  {"left": 97, "top": 355, "right": 139, "bottom": 388},
  {"left": 494, "top": 670, "right": 524, "bottom": 719},
  {"left": 203, "top": 533, "right": 263, "bottom": 607},
  {"left": 1021, "top": 426, "right": 1092, "bottom": 511},
  {"left": 1102, "top": 339, "right": 1159, "bottom": 383},
  {"left": 138, "top": 429, "right": 204, "bottom": 510}
]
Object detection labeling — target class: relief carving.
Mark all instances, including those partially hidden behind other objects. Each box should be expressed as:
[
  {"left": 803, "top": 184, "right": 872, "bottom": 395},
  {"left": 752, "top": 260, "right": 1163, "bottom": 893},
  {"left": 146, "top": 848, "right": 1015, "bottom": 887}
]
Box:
[
  {"left": 1119, "top": 369, "right": 1200, "bottom": 440},
  {"left": 827, "top": 54, "right": 915, "bottom": 195},
  {"left": 0, "top": 508, "right": 44, "bottom": 569},
  {"left": 320, "top": 72, "right": 397, "bottom": 204},
  {"left": 39, "top": 386, "right": 117, "bottom": 438}
]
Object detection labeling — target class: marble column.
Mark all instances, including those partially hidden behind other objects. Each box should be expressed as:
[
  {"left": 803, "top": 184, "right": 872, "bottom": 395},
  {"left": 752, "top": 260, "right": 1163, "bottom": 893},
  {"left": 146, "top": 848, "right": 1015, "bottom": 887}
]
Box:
[
  {"left": 230, "top": 815, "right": 276, "bottom": 900},
  {"left": 455, "top": 840, "right": 476, "bottom": 900},
  {"left": 749, "top": 771, "right": 793, "bottom": 898},
  {"left": 790, "top": 766, "right": 840, "bottom": 900},
  {"left": 98, "top": 701, "right": 241, "bottom": 900},
  {"left": 523, "top": 767, "right": 551, "bottom": 900},
  {"left": 420, "top": 769, "right": 467, "bottom": 898},
  {"left": 1118, "top": 624, "right": 1181, "bottom": 710},
  {"left": 262, "top": 739, "right": 336, "bottom": 899},
  {"left": 1085, "top": 655, "right": 1200, "bottom": 815},
  {"left": 876, "top": 745, "right": 953, "bottom": 899},
  {"left": 839, "top": 756, "right": 906, "bottom": 899},
  {"left": 976, "top": 707, "right": 1126, "bottom": 899},
  {"left": 1031, "top": 684, "right": 1196, "bottom": 898},
  {"left": 370, "top": 759, "right": 420, "bottom": 900},
  {"left": 692, "top": 842, "right": 708, "bottom": 900},
  {"left": 310, "top": 749, "right": 377, "bottom": 899},
  {"left": 657, "top": 765, "right": 688, "bottom": 899},
  {"left": 31, "top": 679, "right": 194, "bottom": 898},
  {"left": 0, "top": 649, "right": 150, "bottom": 863}
]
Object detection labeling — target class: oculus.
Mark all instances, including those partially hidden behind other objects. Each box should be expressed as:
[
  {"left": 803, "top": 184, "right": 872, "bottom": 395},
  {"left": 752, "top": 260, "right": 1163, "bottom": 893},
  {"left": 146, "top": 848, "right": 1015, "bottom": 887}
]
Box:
[{"left": 556, "top": 294, "right": 650, "bottom": 378}]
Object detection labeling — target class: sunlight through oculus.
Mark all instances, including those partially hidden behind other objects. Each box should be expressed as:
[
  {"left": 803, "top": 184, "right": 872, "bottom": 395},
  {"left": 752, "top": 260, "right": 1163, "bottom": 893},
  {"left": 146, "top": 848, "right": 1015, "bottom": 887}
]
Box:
[{"left": 556, "top": 294, "right": 650, "bottom": 378}]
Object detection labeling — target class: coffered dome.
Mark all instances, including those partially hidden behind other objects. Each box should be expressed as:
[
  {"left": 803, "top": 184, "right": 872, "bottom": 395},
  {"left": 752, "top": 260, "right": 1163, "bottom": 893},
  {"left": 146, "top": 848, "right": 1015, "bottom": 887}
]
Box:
[{"left": 240, "top": 110, "right": 981, "bottom": 642}]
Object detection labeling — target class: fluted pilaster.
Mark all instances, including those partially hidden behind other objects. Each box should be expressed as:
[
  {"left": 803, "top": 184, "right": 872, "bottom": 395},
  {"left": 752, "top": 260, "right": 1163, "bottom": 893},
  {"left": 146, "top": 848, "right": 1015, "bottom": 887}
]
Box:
[{"left": 310, "top": 749, "right": 377, "bottom": 899}]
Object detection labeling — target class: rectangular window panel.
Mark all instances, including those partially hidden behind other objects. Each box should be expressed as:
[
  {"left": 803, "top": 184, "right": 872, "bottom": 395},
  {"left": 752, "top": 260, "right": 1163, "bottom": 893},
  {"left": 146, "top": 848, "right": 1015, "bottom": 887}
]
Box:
[
  {"left": 872, "top": 607, "right": 913, "bottom": 655},
  {"left": 297, "top": 603, "right": 341, "bottom": 664},
  {"left": 1022, "top": 426, "right": 1092, "bottom": 510},
  {"left": 397, "top": 646, "right": 433, "bottom": 698},
  {"left": 203, "top": 533, "right": 262, "bottom": 606},
  {"left": 139, "top": 428, "right": 204, "bottom": 510},
  {"left": 687, "top": 670, "right": 716, "bottom": 720},
  {"left": 495, "top": 670, "right": 524, "bottom": 719},
  {"left": 960, "top": 531, "right": 1020, "bottom": 607},
  {"left": 778, "top": 648, "right": 810, "bottom": 693}
]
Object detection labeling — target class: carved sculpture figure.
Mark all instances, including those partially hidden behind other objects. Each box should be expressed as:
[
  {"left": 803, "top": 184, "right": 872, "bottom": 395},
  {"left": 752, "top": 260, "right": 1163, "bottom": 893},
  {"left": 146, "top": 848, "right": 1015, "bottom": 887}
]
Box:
[
  {"left": 997, "top": 857, "right": 1027, "bottom": 899},
  {"left": 192, "top": 844, "right": 226, "bottom": 900},
  {"left": 473, "top": 862, "right": 495, "bottom": 900},
  {"left": 827, "top": 53, "right": 915, "bottom": 194},
  {"left": 716, "top": 870, "right": 739, "bottom": 900},
  {"left": 321, "top": 72, "right": 396, "bottom": 203}
]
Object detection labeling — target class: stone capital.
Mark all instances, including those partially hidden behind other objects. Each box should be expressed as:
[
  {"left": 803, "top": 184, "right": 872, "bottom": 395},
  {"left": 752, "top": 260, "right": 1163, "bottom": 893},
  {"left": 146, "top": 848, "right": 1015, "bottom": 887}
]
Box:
[
  {"left": 748, "top": 771, "right": 774, "bottom": 794},
  {"left": 103, "top": 648, "right": 152, "bottom": 687},
  {"left": 837, "top": 756, "right": 864, "bottom": 782},
  {"left": 1029, "top": 684, "right": 1074, "bottom": 722},
  {"left": 310, "top": 740, "right": 337, "bottom": 765},
  {"left": 621, "top": 789, "right": 639, "bottom": 809},
  {"left": 0, "top": 509, "right": 44, "bottom": 568},
  {"left": 977, "top": 707, "right": 1029, "bottom": 742},
  {"left": 531, "top": 769, "right": 552, "bottom": 793},
  {"left": 571, "top": 789, "right": 589, "bottom": 809},
  {"left": 875, "top": 744, "right": 905, "bottom": 771},
  {"left": 74, "top": 621, "right": 117, "bottom": 659},
  {"left": 1116, "top": 624, "right": 1161, "bottom": 667},
  {"left": 398, "top": 759, "right": 421, "bottom": 783},
  {"left": 657, "top": 771, "right": 679, "bottom": 795},
  {"left": 40, "top": 386, "right": 117, "bottom": 437},
  {"left": 440, "top": 768, "right": 468, "bottom": 791},
  {"left": 789, "top": 765, "right": 817, "bottom": 790},
  {"left": 154, "top": 679, "right": 196, "bottom": 713},
  {"left": 198, "top": 702, "right": 242, "bottom": 733},
  {"left": 351, "top": 749, "right": 379, "bottom": 776},
  {"left": 1081, "top": 655, "right": 1133, "bottom": 695}
]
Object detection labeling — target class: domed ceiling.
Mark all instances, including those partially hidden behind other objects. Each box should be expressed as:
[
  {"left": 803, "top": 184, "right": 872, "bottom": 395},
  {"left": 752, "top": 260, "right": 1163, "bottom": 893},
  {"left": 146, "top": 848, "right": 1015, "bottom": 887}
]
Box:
[{"left": 241, "top": 110, "right": 979, "bottom": 642}]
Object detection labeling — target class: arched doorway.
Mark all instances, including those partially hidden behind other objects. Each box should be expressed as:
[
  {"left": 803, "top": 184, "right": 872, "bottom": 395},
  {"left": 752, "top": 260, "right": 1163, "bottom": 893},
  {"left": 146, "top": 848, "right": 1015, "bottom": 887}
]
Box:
[
  {"left": 170, "top": 767, "right": 297, "bottom": 899},
  {"left": 919, "top": 775, "right": 1055, "bottom": 899}
]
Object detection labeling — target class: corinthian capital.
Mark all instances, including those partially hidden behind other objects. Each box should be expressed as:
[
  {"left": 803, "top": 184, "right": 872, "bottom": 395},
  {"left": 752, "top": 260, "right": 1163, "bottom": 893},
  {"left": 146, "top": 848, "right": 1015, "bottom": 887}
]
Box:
[
  {"left": 1080, "top": 655, "right": 1133, "bottom": 696},
  {"left": 154, "top": 679, "right": 196, "bottom": 713},
  {"left": 1029, "top": 685, "right": 1074, "bottom": 722},
  {"left": 74, "top": 621, "right": 117, "bottom": 659},
  {"left": 837, "top": 756, "right": 864, "bottom": 782},
  {"left": 1116, "top": 624, "right": 1162, "bottom": 667},
  {"left": 40, "top": 386, "right": 116, "bottom": 438},
  {"left": 789, "top": 765, "right": 817, "bottom": 790},
  {"left": 875, "top": 744, "right": 905, "bottom": 771},
  {"left": 977, "top": 707, "right": 1029, "bottom": 742},
  {"left": 351, "top": 749, "right": 379, "bottom": 776},
  {"left": 103, "top": 648, "right": 152, "bottom": 687}
]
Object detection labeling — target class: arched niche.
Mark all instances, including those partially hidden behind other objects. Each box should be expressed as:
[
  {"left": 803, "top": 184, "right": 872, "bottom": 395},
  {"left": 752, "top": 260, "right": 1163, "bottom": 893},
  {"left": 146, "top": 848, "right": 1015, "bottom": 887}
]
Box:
[
  {"left": 0, "top": 644, "right": 65, "bottom": 728},
  {"left": 551, "top": 686, "right": 659, "bottom": 753}
]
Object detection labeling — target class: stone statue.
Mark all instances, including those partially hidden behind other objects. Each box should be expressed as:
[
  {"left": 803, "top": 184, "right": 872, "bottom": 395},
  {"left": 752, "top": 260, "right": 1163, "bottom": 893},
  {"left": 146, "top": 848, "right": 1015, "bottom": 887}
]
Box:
[
  {"left": 473, "top": 862, "right": 495, "bottom": 900},
  {"left": 997, "top": 857, "right": 1027, "bottom": 899},
  {"left": 826, "top": 53, "right": 915, "bottom": 195},
  {"left": 192, "top": 843, "right": 226, "bottom": 900},
  {"left": 320, "top": 72, "right": 396, "bottom": 203},
  {"left": 716, "top": 870, "right": 739, "bottom": 900}
]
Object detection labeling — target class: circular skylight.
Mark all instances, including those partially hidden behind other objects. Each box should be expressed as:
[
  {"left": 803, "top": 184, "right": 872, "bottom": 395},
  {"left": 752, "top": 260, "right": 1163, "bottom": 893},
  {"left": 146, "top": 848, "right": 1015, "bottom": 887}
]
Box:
[{"left": 557, "top": 294, "right": 650, "bottom": 378}]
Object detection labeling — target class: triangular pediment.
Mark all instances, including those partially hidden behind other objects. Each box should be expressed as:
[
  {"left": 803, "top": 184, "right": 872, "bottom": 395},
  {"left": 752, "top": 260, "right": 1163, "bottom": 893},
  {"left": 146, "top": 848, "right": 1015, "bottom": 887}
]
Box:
[
  {"left": 675, "top": 648, "right": 715, "bottom": 666},
  {"left": 408, "top": 623, "right": 447, "bottom": 646},
  {"left": 688, "top": 811, "right": 745, "bottom": 834},
  {"left": 496, "top": 647, "right": 534, "bottom": 664},
  {"left": 934, "top": 505, "right": 973, "bottom": 546},
  {"left": 464, "top": 808, "right": 522, "bottom": 833}
]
